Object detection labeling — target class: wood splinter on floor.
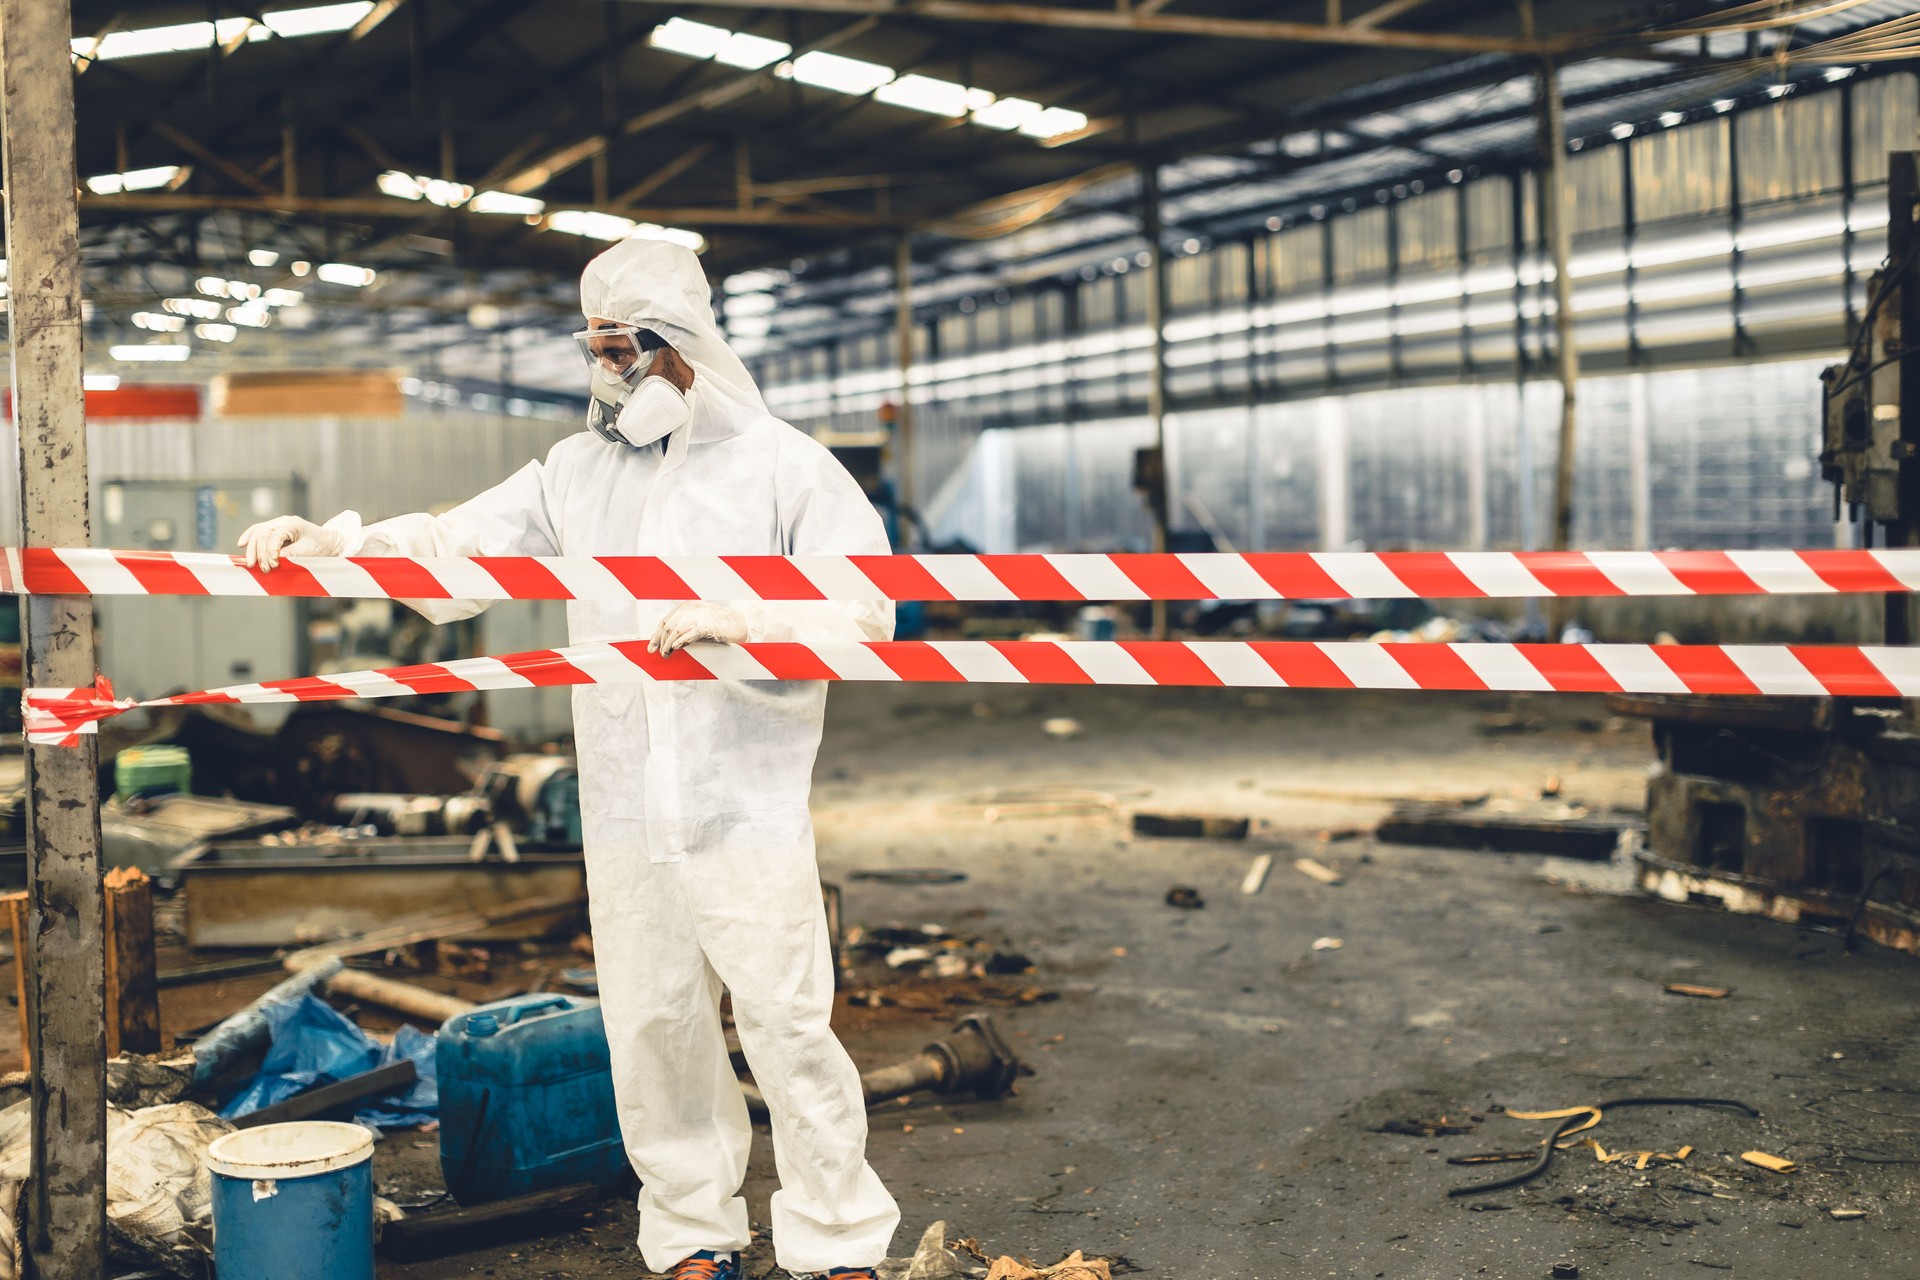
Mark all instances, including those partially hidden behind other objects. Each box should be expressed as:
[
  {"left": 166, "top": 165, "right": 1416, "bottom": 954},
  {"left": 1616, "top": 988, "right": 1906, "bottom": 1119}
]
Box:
[
  {"left": 1240, "top": 853, "right": 1274, "bottom": 896},
  {"left": 1742, "top": 1150, "right": 1796, "bottom": 1173},
  {"left": 1665, "top": 983, "right": 1733, "bottom": 999},
  {"left": 1293, "top": 856, "right": 1344, "bottom": 886}
]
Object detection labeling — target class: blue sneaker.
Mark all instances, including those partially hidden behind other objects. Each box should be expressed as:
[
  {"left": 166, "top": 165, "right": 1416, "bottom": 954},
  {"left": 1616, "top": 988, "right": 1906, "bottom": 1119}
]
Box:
[{"left": 667, "top": 1250, "right": 739, "bottom": 1280}]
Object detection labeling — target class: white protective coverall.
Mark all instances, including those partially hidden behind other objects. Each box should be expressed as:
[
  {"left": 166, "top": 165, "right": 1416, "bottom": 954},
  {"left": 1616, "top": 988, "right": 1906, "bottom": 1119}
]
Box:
[{"left": 320, "top": 240, "right": 899, "bottom": 1273}]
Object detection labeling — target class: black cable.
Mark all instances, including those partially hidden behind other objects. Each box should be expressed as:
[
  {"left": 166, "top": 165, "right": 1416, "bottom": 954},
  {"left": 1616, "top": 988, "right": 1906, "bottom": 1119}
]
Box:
[{"left": 1449, "top": 1096, "right": 1759, "bottom": 1198}]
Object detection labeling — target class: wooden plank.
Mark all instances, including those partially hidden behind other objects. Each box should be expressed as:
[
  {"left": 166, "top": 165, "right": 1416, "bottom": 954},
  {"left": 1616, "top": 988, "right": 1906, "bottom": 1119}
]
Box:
[
  {"left": 1375, "top": 803, "right": 1633, "bottom": 860},
  {"left": 105, "top": 868, "right": 160, "bottom": 1056},
  {"left": 233, "top": 1060, "right": 418, "bottom": 1129},
  {"left": 381, "top": 1184, "right": 602, "bottom": 1261}
]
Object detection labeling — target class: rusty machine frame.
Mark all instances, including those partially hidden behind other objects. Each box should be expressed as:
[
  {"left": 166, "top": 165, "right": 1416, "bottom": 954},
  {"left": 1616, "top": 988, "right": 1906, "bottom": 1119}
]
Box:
[{"left": 1620, "top": 151, "right": 1920, "bottom": 956}]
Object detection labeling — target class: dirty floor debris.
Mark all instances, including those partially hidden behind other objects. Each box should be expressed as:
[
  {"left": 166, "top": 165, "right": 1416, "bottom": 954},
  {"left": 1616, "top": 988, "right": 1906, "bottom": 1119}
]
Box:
[{"left": 21, "top": 684, "right": 1917, "bottom": 1279}]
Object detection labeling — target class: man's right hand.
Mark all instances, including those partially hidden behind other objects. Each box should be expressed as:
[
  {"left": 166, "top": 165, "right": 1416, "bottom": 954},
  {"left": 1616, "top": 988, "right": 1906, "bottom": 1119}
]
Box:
[{"left": 237, "top": 515, "right": 348, "bottom": 570}]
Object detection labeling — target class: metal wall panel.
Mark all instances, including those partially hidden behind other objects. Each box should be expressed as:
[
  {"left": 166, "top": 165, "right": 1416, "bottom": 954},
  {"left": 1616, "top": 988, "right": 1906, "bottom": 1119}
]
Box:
[
  {"left": 1631, "top": 116, "right": 1731, "bottom": 224},
  {"left": 1851, "top": 72, "right": 1919, "bottom": 186},
  {"left": 1568, "top": 148, "right": 1626, "bottom": 238},
  {"left": 1739, "top": 92, "right": 1843, "bottom": 207},
  {"left": 1396, "top": 190, "right": 1460, "bottom": 272},
  {"left": 1332, "top": 206, "right": 1391, "bottom": 282}
]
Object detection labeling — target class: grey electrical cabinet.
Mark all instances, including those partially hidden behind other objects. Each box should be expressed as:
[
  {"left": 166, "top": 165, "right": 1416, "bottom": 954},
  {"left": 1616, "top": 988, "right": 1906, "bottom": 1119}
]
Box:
[{"left": 95, "top": 478, "right": 304, "bottom": 717}]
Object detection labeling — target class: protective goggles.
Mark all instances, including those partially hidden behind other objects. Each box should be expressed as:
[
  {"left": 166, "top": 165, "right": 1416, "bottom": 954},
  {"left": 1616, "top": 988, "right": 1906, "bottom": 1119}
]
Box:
[{"left": 572, "top": 323, "right": 666, "bottom": 378}]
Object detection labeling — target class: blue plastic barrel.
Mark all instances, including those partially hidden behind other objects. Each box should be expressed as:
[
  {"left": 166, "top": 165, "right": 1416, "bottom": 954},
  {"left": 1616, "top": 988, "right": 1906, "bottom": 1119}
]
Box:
[
  {"left": 437, "top": 993, "right": 626, "bottom": 1205},
  {"left": 206, "top": 1121, "right": 374, "bottom": 1280}
]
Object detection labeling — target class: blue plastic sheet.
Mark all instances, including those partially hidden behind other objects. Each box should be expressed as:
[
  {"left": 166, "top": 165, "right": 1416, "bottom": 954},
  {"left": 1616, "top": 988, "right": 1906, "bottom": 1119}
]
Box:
[{"left": 219, "top": 994, "right": 439, "bottom": 1131}]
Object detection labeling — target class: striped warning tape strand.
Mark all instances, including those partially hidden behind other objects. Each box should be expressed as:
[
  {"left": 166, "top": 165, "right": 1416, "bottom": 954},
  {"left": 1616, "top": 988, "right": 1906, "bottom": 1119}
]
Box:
[
  {"left": 3, "top": 547, "right": 1919, "bottom": 602},
  {"left": 27, "top": 639, "right": 1920, "bottom": 746}
]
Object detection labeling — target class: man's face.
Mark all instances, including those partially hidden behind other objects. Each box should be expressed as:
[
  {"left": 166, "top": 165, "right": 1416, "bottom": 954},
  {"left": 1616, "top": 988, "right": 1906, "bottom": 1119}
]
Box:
[{"left": 584, "top": 317, "right": 695, "bottom": 391}]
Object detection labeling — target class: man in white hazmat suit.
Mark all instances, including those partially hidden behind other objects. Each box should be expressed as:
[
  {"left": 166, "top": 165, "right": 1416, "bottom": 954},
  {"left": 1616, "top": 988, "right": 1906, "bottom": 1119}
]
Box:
[{"left": 239, "top": 239, "right": 900, "bottom": 1280}]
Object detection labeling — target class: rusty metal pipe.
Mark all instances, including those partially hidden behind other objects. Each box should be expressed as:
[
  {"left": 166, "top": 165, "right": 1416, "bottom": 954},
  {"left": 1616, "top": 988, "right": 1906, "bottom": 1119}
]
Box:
[{"left": 740, "top": 1013, "right": 1023, "bottom": 1121}]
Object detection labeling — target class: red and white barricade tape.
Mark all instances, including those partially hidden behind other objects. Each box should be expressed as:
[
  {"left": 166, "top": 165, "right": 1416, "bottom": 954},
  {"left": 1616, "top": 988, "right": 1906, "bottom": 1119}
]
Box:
[
  {"left": 6, "top": 547, "right": 1920, "bottom": 602},
  {"left": 27, "top": 639, "right": 1920, "bottom": 747}
]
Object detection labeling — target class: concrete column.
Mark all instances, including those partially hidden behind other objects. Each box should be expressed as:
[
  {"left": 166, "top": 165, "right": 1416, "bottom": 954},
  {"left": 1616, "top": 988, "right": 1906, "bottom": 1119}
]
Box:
[
  {"left": 1, "top": 0, "right": 111, "bottom": 1273},
  {"left": 1141, "top": 162, "right": 1172, "bottom": 637}
]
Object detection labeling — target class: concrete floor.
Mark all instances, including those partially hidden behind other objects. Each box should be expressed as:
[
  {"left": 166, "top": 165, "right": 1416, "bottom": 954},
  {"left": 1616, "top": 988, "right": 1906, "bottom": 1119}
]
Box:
[{"left": 377, "top": 683, "right": 1920, "bottom": 1279}]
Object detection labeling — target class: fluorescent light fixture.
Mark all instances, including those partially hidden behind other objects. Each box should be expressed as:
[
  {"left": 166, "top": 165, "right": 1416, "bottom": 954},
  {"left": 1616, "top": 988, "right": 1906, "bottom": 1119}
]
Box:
[
  {"left": 469, "top": 190, "right": 546, "bottom": 216},
  {"left": 194, "top": 323, "right": 238, "bottom": 343},
  {"left": 111, "top": 344, "right": 190, "bottom": 361},
  {"left": 784, "top": 51, "right": 894, "bottom": 96},
  {"left": 249, "top": 249, "right": 281, "bottom": 267},
  {"left": 724, "top": 268, "right": 792, "bottom": 294},
  {"left": 195, "top": 277, "right": 229, "bottom": 297},
  {"left": 1610, "top": 122, "right": 1634, "bottom": 140},
  {"left": 259, "top": 3, "right": 375, "bottom": 39},
  {"left": 1826, "top": 65, "right": 1856, "bottom": 81},
  {"left": 1659, "top": 111, "right": 1684, "bottom": 127},
  {"left": 84, "top": 164, "right": 181, "bottom": 195},
  {"left": 316, "top": 262, "right": 377, "bottom": 287},
  {"left": 226, "top": 304, "right": 272, "bottom": 328},
  {"left": 649, "top": 17, "right": 790, "bottom": 69},
  {"left": 378, "top": 170, "right": 474, "bottom": 207},
  {"left": 227, "top": 280, "right": 262, "bottom": 301},
  {"left": 725, "top": 292, "right": 778, "bottom": 317},
  {"left": 650, "top": 17, "right": 730, "bottom": 58},
  {"left": 290, "top": 260, "right": 312, "bottom": 276},
  {"left": 164, "top": 297, "right": 225, "bottom": 319},
  {"left": 377, "top": 171, "right": 421, "bottom": 199},
  {"left": 1713, "top": 98, "right": 1735, "bottom": 112},
  {"left": 632, "top": 223, "right": 706, "bottom": 252},
  {"left": 716, "top": 30, "right": 791, "bottom": 69},
  {"left": 1021, "top": 106, "right": 1090, "bottom": 140},
  {"left": 131, "top": 312, "right": 186, "bottom": 332},
  {"left": 548, "top": 209, "right": 637, "bottom": 240},
  {"left": 263, "top": 288, "right": 304, "bottom": 307},
  {"left": 648, "top": 16, "right": 1075, "bottom": 142},
  {"left": 972, "top": 97, "right": 1043, "bottom": 131},
  {"left": 875, "top": 74, "right": 992, "bottom": 117},
  {"left": 546, "top": 210, "right": 705, "bottom": 251},
  {"left": 84, "top": 374, "right": 121, "bottom": 392}
]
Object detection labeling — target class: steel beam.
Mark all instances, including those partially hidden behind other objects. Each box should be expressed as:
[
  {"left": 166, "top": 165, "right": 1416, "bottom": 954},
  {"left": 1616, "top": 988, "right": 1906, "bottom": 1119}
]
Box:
[
  {"left": 78, "top": 192, "right": 903, "bottom": 228},
  {"left": 624, "top": 0, "right": 1543, "bottom": 53},
  {"left": 0, "top": 1, "right": 109, "bottom": 1277}
]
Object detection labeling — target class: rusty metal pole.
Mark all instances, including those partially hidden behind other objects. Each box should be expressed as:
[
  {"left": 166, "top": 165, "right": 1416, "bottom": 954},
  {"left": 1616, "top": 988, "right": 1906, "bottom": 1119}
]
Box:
[
  {"left": 894, "top": 233, "right": 916, "bottom": 547},
  {"left": 1536, "top": 57, "right": 1581, "bottom": 634},
  {"left": 1, "top": 0, "right": 111, "bottom": 1273},
  {"left": 1141, "top": 161, "right": 1171, "bottom": 640}
]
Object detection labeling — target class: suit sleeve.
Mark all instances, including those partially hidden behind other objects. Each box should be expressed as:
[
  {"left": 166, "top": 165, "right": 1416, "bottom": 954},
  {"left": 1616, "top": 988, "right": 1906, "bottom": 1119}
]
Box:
[
  {"left": 740, "top": 443, "right": 894, "bottom": 644},
  {"left": 324, "top": 456, "right": 562, "bottom": 625}
]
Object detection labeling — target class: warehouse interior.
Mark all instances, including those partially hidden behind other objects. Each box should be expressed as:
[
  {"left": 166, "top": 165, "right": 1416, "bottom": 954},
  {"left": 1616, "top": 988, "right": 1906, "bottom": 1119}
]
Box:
[{"left": 5, "top": 1, "right": 1920, "bottom": 1277}]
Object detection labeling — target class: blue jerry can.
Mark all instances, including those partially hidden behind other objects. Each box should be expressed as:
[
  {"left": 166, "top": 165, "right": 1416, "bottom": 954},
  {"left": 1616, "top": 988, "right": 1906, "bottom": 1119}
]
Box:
[{"left": 436, "top": 994, "right": 628, "bottom": 1205}]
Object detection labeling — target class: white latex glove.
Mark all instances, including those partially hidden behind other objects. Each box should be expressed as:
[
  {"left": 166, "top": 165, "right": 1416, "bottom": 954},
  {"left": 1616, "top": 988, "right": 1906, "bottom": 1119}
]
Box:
[
  {"left": 648, "top": 601, "right": 748, "bottom": 656},
  {"left": 236, "top": 515, "right": 348, "bottom": 570}
]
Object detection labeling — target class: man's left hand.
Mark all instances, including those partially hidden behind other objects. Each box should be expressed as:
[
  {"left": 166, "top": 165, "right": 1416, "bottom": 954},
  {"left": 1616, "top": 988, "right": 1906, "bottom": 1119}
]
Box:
[{"left": 649, "top": 602, "right": 749, "bottom": 656}]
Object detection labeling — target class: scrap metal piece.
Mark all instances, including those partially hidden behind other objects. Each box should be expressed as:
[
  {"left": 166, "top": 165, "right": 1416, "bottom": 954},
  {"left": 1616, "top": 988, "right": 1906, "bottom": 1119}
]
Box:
[
  {"left": 171, "top": 836, "right": 584, "bottom": 949},
  {"left": 740, "top": 1013, "right": 1026, "bottom": 1121}
]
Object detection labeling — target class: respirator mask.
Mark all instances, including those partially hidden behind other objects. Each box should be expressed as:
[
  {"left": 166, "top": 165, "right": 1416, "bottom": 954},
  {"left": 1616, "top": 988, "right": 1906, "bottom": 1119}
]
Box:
[{"left": 576, "top": 322, "right": 692, "bottom": 448}]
